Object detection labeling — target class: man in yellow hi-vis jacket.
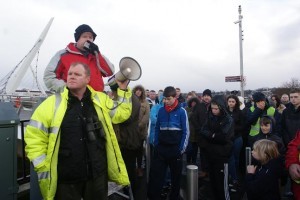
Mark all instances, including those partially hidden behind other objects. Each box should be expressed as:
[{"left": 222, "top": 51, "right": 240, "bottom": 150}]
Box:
[{"left": 25, "top": 62, "right": 131, "bottom": 200}]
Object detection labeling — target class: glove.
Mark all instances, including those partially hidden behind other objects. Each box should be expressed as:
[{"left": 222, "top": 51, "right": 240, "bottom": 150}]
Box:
[{"left": 83, "top": 40, "right": 99, "bottom": 55}]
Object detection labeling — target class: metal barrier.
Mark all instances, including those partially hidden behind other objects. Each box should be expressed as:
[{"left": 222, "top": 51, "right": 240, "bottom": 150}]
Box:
[{"left": 186, "top": 165, "right": 198, "bottom": 200}]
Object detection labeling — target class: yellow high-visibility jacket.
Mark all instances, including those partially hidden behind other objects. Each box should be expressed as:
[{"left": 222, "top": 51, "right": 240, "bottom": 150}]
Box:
[{"left": 25, "top": 86, "right": 131, "bottom": 200}]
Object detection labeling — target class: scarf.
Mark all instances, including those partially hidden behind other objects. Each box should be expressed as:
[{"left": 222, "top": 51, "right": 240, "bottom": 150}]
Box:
[{"left": 165, "top": 99, "right": 179, "bottom": 113}]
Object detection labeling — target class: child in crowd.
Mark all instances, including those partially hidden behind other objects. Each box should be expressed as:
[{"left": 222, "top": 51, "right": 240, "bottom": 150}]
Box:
[
  {"left": 252, "top": 115, "right": 285, "bottom": 154},
  {"left": 246, "top": 139, "right": 283, "bottom": 200}
]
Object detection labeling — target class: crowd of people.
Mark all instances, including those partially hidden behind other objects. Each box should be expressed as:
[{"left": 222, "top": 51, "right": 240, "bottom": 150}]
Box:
[{"left": 23, "top": 23, "right": 300, "bottom": 200}]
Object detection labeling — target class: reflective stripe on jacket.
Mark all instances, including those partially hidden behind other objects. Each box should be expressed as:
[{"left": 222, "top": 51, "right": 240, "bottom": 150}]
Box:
[
  {"left": 249, "top": 106, "right": 275, "bottom": 136},
  {"left": 25, "top": 85, "right": 131, "bottom": 200}
]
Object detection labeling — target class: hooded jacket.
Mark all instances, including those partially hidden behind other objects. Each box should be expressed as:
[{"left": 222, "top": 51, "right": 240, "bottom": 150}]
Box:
[
  {"left": 44, "top": 43, "right": 114, "bottom": 92},
  {"left": 252, "top": 116, "right": 286, "bottom": 154},
  {"left": 25, "top": 86, "right": 131, "bottom": 200},
  {"left": 201, "top": 95, "right": 234, "bottom": 162}
]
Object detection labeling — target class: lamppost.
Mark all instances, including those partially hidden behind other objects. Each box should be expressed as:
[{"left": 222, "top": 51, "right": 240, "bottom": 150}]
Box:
[{"left": 234, "top": 5, "right": 245, "bottom": 97}]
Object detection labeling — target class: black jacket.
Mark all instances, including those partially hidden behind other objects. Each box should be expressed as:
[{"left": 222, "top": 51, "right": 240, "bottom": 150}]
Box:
[
  {"left": 246, "top": 158, "right": 283, "bottom": 200},
  {"left": 281, "top": 105, "right": 300, "bottom": 146},
  {"left": 200, "top": 95, "right": 234, "bottom": 162}
]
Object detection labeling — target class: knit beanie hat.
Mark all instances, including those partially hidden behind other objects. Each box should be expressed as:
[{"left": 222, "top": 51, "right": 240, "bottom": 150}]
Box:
[
  {"left": 202, "top": 89, "right": 212, "bottom": 98},
  {"left": 252, "top": 92, "right": 266, "bottom": 102},
  {"left": 74, "top": 24, "right": 97, "bottom": 42}
]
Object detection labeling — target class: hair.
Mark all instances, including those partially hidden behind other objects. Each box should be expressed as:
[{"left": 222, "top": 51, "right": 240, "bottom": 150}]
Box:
[
  {"left": 163, "top": 86, "right": 176, "bottom": 97},
  {"left": 290, "top": 88, "right": 300, "bottom": 94},
  {"left": 226, "top": 94, "right": 240, "bottom": 111},
  {"left": 70, "top": 62, "right": 91, "bottom": 76},
  {"left": 271, "top": 94, "right": 281, "bottom": 108},
  {"left": 253, "top": 139, "right": 279, "bottom": 165},
  {"left": 259, "top": 116, "right": 272, "bottom": 126},
  {"left": 132, "top": 85, "right": 146, "bottom": 102}
]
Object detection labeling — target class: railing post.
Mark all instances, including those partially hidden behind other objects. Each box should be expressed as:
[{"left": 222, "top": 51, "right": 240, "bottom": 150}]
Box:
[{"left": 186, "top": 165, "right": 198, "bottom": 200}]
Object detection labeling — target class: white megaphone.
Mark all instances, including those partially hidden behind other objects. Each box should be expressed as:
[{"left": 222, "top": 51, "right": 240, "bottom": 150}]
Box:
[{"left": 107, "top": 57, "right": 142, "bottom": 86}]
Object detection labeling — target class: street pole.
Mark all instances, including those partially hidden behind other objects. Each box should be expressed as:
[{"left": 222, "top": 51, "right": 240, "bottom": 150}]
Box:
[{"left": 235, "top": 5, "right": 245, "bottom": 97}]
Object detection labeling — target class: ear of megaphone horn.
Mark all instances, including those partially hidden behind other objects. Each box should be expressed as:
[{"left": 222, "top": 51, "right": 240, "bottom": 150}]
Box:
[{"left": 106, "top": 57, "right": 142, "bottom": 86}]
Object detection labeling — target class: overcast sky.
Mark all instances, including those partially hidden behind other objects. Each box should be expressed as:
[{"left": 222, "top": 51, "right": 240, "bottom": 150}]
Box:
[{"left": 1, "top": 0, "right": 299, "bottom": 93}]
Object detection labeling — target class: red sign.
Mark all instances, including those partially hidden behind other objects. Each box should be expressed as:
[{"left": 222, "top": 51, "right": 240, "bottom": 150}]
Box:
[{"left": 225, "top": 76, "right": 242, "bottom": 82}]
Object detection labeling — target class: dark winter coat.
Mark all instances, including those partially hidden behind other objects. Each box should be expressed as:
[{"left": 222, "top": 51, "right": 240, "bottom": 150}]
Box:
[
  {"left": 200, "top": 95, "right": 234, "bottom": 163},
  {"left": 281, "top": 105, "right": 300, "bottom": 146},
  {"left": 246, "top": 158, "right": 283, "bottom": 200}
]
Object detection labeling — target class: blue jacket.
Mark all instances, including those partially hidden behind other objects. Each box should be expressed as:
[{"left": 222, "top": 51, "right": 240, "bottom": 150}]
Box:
[
  {"left": 154, "top": 103, "right": 189, "bottom": 155},
  {"left": 149, "top": 95, "right": 164, "bottom": 145}
]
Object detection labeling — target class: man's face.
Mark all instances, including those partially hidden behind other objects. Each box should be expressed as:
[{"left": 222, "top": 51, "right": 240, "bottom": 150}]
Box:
[
  {"left": 203, "top": 95, "right": 211, "bottom": 104},
  {"left": 290, "top": 92, "right": 300, "bottom": 108},
  {"left": 149, "top": 91, "right": 157, "bottom": 100},
  {"left": 67, "top": 64, "right": 90, "bottom": 91},
  {"left": 211, "top": 104, "right": 220, "bottom": 116},
  {"left": 176, "top": 89, "right": 181, "bottom": 98},
  {"left": 281, "top": 94, "right": 289, "bottom": 104},
  {"left": 76, "top": 32, "right": 94, "bottom": 50},
  {"left": 164, "top": 96, "right": 175, "bottom": 106},
  {"left": 261, "top": 123, "right": 271, "bottom": 134}
]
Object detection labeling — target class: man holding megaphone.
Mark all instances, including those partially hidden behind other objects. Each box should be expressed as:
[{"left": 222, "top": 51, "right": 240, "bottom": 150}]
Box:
[{"left": 44, "top": 24, "right": 115, "bottom": 92}]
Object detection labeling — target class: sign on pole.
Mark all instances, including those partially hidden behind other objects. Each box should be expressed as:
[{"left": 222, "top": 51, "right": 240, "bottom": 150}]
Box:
[{"left": 225, "top": 76, "right": 242, "bottom": 82}]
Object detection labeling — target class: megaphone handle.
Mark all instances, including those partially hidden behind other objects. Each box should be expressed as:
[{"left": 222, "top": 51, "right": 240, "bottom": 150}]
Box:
[{"left": 94, "top": 51, "right": 108, "bottom": 76}]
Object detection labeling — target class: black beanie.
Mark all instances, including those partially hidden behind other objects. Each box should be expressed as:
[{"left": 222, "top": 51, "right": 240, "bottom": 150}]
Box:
[
  {"left": 252, "top": 92, "right": 266, "bottom": 102},
  {"left": 202, "top": 89, "right": 212, "bottom": 97},
  {"left": 74, "top": 24, "right": 97, "bottom": 42}
]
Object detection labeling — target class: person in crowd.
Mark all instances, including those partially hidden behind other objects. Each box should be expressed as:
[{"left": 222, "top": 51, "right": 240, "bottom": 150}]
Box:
[
  {"left": 197, "top": 88, "right": 213, "bottom": 178},
  {"left": 132, "top": 85, "right": 150, "bottom": 177},
  {"left": 110, "top": 82, "right": 140, "bottom": 199},
  {"left": 281, "top": 89, "right": 300, "bottom": 198},
  {"left": 251, "top": 116, "right": 285, "bottom": 154},
  {"left": 202, "top": 89, "right": 212, "bottom": 107},
  {"left": 44, "top": 24, "right": 114, "bottom": 92},
  {"left": 271, "top": 94, "right": 286, "bottom": 114},
  {"left": 246, "top": 139, "right": 282, "bottom": 200},
  {"left": 175, "top": 87, "right": 185, "bottom": 104},
  {"left": 149, "top": 93, "right": 164, "bottom": 158},
  {"left": 281, "top": 93, "right": 291, "bottom": 107},
  {"left": 185, "top": 95, "right": 202, "bottom": 166},
  {"left": 285, "top": 130, "right": 300, "bottom": 200},
  {"left": 281, "top": 88, "right": 300, "bottom": 147},
  {"left": 145, "top": 89, "right": 150, "bottom": 98},
  {"left": 148, "top": 86, "right": 189, "bottom": 200},
  {"left": 25, "top": 62, "right": 131, "bottom": 200},
  {"left": 246, "top": 92, "right": 281, "bottom": 146},
  {"left": 226, "top": 95, "right": 246, "bottom": 193},
  {"left": 147, "top": 90, "right": 158, "bottom": 109},
  {"left": 200, "top": 95, "right": 233, "bottom": 200}
]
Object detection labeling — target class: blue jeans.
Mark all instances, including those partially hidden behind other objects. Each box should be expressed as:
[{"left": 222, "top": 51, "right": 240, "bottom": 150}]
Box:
[{"left": 228, "top": 136, "right": 243, "bottom": 181}]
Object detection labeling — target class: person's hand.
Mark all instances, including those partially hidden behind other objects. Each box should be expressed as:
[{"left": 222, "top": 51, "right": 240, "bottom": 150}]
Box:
[
  {"left": 247, "top": 165, "right": 257, "bottom": 174},
  {"left": 83, "top": 40, "right": 99, "bottom": 54},
  {"left": 116, "top": 79, "right": 129, "bottom": 90},
  {"left": 289, "top": 164, "right": 300, "bottom": 181},
  {"left": 256, "top": 101, "right": 265, "bottom": 110}
]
